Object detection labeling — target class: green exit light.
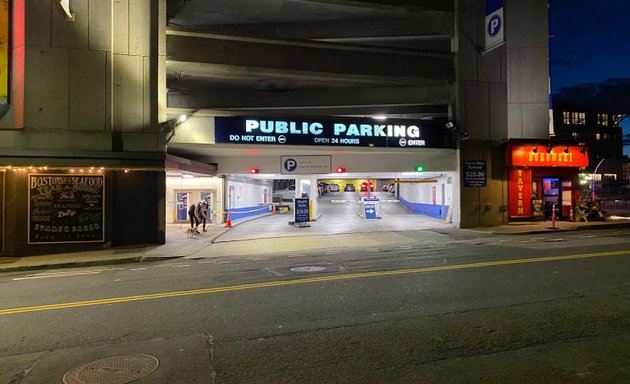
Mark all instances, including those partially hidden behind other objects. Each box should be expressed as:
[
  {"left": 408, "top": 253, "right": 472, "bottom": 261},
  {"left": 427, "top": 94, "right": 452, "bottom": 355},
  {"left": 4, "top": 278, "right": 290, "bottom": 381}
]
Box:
[{"left": 414, "top": 165, "right": 425, "bottom": 172}]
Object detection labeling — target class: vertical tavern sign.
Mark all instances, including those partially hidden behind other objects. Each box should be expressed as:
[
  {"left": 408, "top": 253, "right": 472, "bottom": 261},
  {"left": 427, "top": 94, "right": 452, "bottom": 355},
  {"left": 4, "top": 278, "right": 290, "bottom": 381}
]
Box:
[
  {"left": 485, "top": 0, "right": 504, "bottom": 52},
  {"left": 28, "top": 174, "right": 105, "bottom": 244}
]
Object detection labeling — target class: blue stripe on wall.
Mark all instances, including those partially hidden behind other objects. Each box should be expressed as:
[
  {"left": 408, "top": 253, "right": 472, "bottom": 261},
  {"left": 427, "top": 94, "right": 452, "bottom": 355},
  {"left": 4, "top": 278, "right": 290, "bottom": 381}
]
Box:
[
  {"left": 226, "top": 206, "right": 270, "bottom": 222},
  {"left": 399, "top": 197, "right": 447, "bottom": 220}
]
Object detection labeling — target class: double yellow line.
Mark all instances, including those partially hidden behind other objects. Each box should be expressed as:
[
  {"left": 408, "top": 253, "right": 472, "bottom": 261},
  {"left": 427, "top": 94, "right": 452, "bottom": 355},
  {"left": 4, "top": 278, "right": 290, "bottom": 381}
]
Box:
[{"left": 2, "top": 249, "right": 629, "bottom": 316}]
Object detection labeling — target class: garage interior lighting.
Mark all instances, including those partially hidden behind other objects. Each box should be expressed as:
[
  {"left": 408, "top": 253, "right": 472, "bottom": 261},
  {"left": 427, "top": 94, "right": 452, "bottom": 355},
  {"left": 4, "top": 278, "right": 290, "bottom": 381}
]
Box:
[{"left": 372, "top": 115, "right": 387, "bottom": 121}]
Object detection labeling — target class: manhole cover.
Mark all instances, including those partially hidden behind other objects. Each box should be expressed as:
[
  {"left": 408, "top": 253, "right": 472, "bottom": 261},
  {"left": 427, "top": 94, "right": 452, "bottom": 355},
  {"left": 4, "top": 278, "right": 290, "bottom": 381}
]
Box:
[
  {"left": 290, "top": 266, "right": 327, "bottom": 273},
  {"left": 63, "top": 354, "right": 159, "bottom": 384}
]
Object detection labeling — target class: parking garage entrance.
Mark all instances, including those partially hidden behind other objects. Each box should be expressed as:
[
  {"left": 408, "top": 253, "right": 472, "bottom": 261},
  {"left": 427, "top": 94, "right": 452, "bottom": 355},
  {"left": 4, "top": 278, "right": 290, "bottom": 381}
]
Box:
[{"left": 167, "top": 115, "right": 459, "bottom": 241}]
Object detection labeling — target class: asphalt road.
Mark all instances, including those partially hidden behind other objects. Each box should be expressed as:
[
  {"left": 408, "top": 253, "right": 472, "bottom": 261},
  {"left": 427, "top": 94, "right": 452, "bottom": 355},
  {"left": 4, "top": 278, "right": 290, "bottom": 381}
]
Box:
[{"left": 1, "top": 228, "right": 630, "bottom": 383}]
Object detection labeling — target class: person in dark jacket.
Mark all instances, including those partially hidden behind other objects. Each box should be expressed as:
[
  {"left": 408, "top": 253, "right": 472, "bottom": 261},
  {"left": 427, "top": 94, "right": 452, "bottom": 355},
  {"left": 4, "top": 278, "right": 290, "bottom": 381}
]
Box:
[
  {"left": 188, "top": 203, "right": 200, "bottom": 234},
  {"left": 196, "top": 201, "right": 210, "bottom": 232}
]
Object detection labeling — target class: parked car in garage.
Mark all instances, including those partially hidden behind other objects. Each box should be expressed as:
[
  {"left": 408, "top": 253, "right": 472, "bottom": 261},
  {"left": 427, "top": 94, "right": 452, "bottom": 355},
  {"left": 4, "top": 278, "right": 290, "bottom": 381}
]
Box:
[
  {"left": 360, "top": 181, "right": 375, "bottom": 192},
  {"left": 329, "top": 183, "right": 340, "bottom": 192},
  {"left": 344, "top": 184, "right": 356, "bottom": 192},
  {"left": 273, "top": 185, "right": 296, "bottom": 201}
]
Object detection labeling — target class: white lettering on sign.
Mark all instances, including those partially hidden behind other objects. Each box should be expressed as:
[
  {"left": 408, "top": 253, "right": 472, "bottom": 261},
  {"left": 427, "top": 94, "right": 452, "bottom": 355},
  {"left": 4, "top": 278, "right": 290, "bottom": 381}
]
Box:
[
  {"left": 246, "top": 120, "right": 323, "bottom": 135},
  {"left": 246, "top": 119, "right": 421, "bottom": 139}
]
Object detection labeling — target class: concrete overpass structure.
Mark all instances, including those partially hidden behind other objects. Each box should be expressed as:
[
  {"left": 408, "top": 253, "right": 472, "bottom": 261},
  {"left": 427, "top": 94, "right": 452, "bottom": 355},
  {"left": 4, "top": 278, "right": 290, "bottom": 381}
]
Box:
[{"left": 0, "top": 0, "right": 551, "bottom": 256}]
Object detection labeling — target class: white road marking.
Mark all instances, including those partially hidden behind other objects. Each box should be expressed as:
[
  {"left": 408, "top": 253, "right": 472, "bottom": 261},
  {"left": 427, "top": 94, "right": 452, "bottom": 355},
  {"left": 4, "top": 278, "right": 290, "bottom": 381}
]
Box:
[
  {"left": 13, "top": 271, "right": 104, "bottom": 281},
  {"left": 130, "top": 268, "right": 147, "bottom": 271},
  {"left": 172, "top": 264, "right": 190, "bottom": 268}
]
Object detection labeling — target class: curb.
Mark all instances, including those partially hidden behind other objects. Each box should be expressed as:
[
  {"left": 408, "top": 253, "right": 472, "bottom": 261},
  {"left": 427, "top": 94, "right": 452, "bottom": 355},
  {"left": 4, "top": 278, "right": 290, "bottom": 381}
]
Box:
[
  {"left": 484, "top": 221, "right": 630, "bottom": 236},
  {"left": 0, "top": 255, "right": 183, "bottom": 273}
]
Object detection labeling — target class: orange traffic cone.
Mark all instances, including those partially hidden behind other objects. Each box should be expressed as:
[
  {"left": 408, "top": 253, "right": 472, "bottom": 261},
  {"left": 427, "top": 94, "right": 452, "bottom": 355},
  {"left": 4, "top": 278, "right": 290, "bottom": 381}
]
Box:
[{"left": 225, "top": 212, "right": 232, "bottom": 228}]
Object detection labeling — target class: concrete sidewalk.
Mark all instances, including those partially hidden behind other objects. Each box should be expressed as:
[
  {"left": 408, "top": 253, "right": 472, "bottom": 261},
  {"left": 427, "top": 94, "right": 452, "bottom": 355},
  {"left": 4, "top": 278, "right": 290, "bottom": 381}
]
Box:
[
  {"left": 2, "top": 218, "right": 630, "bottom": 273},
  {"left": 0, "top": 223, "right": 229, "bottom": 273}
]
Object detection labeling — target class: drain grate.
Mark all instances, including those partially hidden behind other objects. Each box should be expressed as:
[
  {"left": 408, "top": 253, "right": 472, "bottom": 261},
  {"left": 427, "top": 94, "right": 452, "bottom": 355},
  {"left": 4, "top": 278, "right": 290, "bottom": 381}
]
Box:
[{"left": 63, "top": 354, "right": 159, "bottom": 384}]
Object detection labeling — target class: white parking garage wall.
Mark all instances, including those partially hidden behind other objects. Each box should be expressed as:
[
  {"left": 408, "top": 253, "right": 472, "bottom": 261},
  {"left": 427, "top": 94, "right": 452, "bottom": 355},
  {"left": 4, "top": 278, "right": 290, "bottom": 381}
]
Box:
[
  {"left": 166, "top": 176, "right": 223, "bottom": 224},
  {"left": 226, "top": 177, "right": 273, "bottom": 222},
  {"left": 398, "top": 174, "right": 454, "bottom": 220}
]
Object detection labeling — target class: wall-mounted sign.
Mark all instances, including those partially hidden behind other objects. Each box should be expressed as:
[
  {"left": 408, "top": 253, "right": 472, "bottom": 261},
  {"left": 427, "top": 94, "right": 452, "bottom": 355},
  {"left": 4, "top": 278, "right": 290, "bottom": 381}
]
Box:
[
  {"left": 281, "top": 155, "right": 331, "bottom": 175},
  {"left": 508, "top": 168, "right": 532, "bottom": 218},
  {"left": 28, "top": 174, "right": 105, "bottom": 244},
  {"left": 532, "top": 198, "right": 543, "bottom": 217},
  {"left": 509, "top": 145, "right": 589, "bottom": 167},
  {"left": 463, "top": 160, "right": 487, "bottom": 187},
  {"left": 0, "top": 0, "right": 9, "bottom": 104},
  {"left": 485, "top": 0, "right": 504, "bottom": 52},
  {"left": 214, "top": 116, "right": 452, "bottom": 149}
]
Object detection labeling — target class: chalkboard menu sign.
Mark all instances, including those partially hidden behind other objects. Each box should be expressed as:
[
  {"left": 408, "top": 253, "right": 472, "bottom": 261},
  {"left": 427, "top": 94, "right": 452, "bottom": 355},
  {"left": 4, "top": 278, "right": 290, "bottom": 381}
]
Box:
[{"left": 28, "top": 174, "right": 105, "bottom": 244}]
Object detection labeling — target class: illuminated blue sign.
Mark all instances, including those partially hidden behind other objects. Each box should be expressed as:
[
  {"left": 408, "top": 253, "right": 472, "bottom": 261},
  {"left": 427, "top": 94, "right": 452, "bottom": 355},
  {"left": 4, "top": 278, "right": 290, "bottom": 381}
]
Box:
[
  {"left": 295, "top": 198, "right": 309, "bottom": 223},
  {"left": 214, "top": 116, "right": 452, "bottom": 149}
]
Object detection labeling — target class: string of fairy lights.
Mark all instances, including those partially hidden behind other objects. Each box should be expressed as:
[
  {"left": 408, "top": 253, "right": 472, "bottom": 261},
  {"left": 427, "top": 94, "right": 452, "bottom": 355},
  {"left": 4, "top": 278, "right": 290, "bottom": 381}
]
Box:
[{"left": 0, "top": 165, "right": 165, "bottom": 173}]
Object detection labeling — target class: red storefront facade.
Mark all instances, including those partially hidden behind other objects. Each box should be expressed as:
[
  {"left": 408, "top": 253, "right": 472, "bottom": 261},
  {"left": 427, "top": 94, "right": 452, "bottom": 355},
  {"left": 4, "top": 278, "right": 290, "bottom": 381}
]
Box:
[{"left": 507, "top": 142, "right": 589, "bottom": 221}]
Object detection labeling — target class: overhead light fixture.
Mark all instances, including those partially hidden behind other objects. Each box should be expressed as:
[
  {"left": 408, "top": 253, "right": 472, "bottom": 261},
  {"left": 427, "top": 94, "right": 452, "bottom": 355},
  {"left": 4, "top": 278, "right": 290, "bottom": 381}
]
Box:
[
  {"left": 182, "top": 174, "right": 195, "bottom": 178},
  {"left": 161, "top": 114, "right": 190, "bottom": 143},
  {"left": 57, "top": 0, "right": 75, "bottom": 21},
  {"left": 372, "top": 115, "right": 387, "bottom": 121}
]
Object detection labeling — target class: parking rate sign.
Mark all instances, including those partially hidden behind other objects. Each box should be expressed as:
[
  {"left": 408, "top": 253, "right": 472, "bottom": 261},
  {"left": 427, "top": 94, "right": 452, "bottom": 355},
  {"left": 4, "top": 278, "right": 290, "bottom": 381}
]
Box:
[{"left": 295, "top": 198, "right": 310, "bottom": 223}]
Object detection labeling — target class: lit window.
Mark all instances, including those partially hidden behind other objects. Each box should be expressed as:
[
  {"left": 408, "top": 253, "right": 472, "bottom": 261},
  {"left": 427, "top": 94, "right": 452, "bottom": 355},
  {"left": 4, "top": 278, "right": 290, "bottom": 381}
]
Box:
[
  {"left": 613, "top": 115, "right": 624, "bottom": 126},
  {"left": 578, "top": 112, "right": 586, "bottom": 125},
  {"left": 571, "top": 112, "right": 579, "bottom": 125},
  {"left": 563, "top": 111, "right": 571, "bottom": 125},
  {"left": 571, "top": 132, "right": 580, "bottom": 139},
  {"left": 602, "top": 133, "right": 610, "bottom": 140},
  {"left": 597, "top": 114, "right": 609, "bottom": 126},
  {"left": 596, "top": 133, "right": 601, "bottom": 140}
]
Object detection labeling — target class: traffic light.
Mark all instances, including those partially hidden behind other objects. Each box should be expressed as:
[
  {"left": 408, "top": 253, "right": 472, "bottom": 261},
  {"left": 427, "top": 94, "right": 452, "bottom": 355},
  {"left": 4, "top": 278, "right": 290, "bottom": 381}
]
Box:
[
  {"left": 414, "top": 165, "right": 424, "bottom": 172},
  {"left": 336, "top": 166, "right": 346, "bottom": 173},
  {"left": 249, "top": 168, "right": 260, "bottom": 174}
]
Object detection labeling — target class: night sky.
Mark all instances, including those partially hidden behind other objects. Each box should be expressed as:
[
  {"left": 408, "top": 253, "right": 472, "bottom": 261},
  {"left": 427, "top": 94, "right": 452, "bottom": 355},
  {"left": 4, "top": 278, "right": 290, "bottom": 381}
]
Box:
[{"left": 549, "top": 0, "right": 630, "bottom": 154}]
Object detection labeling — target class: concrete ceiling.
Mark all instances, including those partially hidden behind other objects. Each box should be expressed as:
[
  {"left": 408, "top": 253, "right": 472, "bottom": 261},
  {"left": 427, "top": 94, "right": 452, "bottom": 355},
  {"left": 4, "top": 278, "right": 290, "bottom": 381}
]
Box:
[{"left": 165, "top": 0, "right": 455, "bottom": 119}]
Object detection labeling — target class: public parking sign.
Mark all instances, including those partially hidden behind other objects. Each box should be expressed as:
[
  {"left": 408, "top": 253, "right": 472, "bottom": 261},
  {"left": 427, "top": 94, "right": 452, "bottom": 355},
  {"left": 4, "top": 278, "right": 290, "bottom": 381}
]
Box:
[{"left": 485, "top": 0, "right": 504, "bottom": 51}]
